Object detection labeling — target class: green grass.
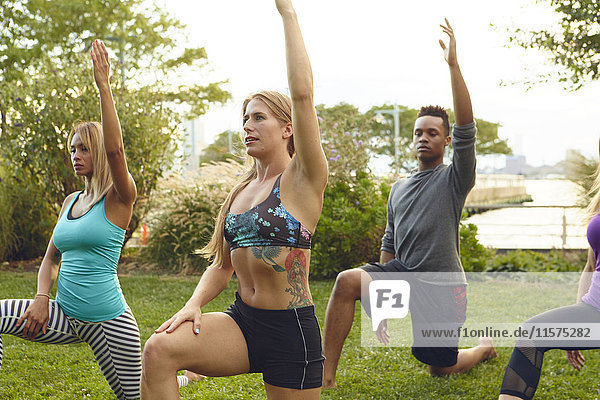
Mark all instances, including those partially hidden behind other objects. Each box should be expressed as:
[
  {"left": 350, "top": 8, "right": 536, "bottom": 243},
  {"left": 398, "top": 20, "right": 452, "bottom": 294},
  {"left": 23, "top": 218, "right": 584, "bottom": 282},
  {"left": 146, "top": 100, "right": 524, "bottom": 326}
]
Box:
[{"left": 1, "top": 271, "right": 600, "bottom": 399}]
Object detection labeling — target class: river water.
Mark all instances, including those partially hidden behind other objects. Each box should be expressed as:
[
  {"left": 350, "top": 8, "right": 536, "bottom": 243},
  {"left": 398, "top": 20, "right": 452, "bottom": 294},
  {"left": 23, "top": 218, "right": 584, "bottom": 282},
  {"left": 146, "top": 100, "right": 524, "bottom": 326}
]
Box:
[{"left": 464, "top": 179, "right": 588, "bottom": 249}]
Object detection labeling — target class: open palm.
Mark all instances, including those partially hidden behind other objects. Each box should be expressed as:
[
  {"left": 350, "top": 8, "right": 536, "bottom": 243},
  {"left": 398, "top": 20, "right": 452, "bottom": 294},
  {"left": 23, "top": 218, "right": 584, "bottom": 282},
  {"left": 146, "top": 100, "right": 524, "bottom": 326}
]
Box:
[{"left": 439, "top": 18, "right": 457, "bottom": 67}]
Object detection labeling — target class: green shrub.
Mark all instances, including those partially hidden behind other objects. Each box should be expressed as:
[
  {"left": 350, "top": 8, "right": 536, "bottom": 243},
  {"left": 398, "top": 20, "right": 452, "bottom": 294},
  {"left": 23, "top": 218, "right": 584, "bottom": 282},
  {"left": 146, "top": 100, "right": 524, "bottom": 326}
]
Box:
[
  {"left": 0, "top": 166, "right": 17, "bottom": 261},
  {"left": 459, "top": 219, "right": 495, "bottom": 272},
  {"left": 310, "top": 174, "right": 390, "bottom": 279},
  {"left": 486, "top": 249, "right": 586, "bottom": 272},
  {"left": 458, "top": 216, "right": 586, "bottom": 273},
  {"left": 141, "top": 161, "right": 243, "bottom": 273},
  {"left": 0, "top": 176, "right": 55, "bottom": 261}
]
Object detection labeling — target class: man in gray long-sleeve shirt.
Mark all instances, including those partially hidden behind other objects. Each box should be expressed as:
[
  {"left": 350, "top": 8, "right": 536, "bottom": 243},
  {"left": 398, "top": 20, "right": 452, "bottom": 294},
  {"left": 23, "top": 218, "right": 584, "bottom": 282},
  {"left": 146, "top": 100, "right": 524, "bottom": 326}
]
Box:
[{"left": 322, "top": 20, "right": 497, "bottom": 389}]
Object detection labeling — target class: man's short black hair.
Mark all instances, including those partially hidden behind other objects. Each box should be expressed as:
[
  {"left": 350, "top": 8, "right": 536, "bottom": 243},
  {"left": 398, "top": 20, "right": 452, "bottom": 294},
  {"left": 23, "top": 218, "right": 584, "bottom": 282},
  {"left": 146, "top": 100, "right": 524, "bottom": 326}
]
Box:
[{"left": 417, "top": 105, "right": 450, "bottom": 136}]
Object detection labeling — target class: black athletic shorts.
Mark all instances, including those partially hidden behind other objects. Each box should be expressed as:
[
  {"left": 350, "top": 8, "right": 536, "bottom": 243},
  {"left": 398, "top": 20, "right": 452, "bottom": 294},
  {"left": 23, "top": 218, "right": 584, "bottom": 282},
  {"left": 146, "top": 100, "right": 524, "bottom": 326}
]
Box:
[
  {"left": 361, "top": 259, "right": 467, "bottom": 368},
  {"left": 224, "top": 292, "right": 325, "bottom": 389}
]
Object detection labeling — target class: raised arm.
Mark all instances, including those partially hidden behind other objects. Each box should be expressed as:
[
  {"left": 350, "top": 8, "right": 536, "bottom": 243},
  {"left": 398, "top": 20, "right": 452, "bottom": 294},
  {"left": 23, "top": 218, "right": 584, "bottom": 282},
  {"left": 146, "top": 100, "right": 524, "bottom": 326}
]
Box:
[
  {"left": 439, "top": 18, "right": 473, "bottom": 126},
  {"left": 276, "top": 0, "right": 327, "bottom": 186},
  {"left": 90, "top": 40, "right": 136, "bottom": 205},
  {"left": 441, "top": 20, "right": 476, "bottom": 194}
]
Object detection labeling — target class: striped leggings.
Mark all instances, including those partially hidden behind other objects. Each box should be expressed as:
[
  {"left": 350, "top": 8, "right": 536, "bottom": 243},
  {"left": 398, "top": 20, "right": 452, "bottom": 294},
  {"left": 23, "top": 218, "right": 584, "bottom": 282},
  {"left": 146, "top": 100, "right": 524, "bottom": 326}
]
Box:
[{"left": 0, "top": 299, "right": 141, "bottom": 400}]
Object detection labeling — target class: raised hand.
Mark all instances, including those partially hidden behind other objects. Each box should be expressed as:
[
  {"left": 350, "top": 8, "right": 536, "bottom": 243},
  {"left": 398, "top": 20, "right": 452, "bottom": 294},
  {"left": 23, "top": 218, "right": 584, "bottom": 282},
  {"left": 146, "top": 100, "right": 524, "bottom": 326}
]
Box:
[
  {"left": 439, "top": 18, "right": 457, "bottom": 67},
  {"left": 90, "top": 39, "right": 111, "bottom": 91},
  {"left": 275, "top": 0, "right": 294, "bottom": 15}
]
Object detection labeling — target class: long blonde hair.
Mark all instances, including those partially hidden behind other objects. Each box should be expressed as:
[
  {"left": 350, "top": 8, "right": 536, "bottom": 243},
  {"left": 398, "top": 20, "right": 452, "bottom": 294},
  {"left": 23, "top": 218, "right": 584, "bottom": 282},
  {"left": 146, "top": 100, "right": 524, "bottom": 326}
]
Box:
[
  {"left": 200, "top": 91, "right": 293, "bottom": 268},
  {"left": 586, "top": 162, "right": 600, "bottom": 222},
  {"left": 67, "top": 121, "right": 113, "bottom": 208}
]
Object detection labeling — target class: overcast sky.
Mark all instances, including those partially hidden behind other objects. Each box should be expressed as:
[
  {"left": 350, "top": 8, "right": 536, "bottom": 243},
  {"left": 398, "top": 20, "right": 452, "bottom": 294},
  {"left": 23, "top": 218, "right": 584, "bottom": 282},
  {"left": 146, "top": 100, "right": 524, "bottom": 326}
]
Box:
[{"left": 158, "top": 0, "right": 600, "bottom": 167}]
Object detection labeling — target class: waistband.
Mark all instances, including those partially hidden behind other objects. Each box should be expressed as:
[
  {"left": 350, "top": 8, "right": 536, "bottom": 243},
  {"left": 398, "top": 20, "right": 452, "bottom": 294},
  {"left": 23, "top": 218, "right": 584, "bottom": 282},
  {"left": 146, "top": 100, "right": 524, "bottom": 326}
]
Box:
[{"left": 233, "top": 292, "right": 316, "bottom": 319}]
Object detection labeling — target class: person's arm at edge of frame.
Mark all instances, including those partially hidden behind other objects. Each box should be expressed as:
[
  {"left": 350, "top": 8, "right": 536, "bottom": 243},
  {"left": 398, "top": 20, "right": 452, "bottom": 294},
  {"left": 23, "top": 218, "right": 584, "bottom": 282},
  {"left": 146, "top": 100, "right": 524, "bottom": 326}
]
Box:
[
  {"left": 16, "top": 194, "right": 76, "bottom": 339},
  {"left": 577, "top": 247, "right": 595, "bottom": 303},
  {"left": 276, "top": 0, "right": 328, "bottom": 190},
  {"left": 154, "top": 241, "right": 235, "bottom": 335},
  {"left": 564, "top": 247, "right": 595, "bottom": 370},
  {"left": 91, "top": 40, "right": 137, "bottom": 207}
]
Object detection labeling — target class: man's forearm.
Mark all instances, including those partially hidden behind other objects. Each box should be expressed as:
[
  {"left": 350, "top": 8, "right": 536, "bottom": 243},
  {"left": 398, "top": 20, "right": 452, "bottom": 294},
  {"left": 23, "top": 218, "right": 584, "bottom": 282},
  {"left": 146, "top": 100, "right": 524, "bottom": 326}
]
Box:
[
  {"left": 449, "top": 64, "right": 473, "bottom": 126},
  {"left": 380, "top": 250, "right": 395, "bottom": 264}
]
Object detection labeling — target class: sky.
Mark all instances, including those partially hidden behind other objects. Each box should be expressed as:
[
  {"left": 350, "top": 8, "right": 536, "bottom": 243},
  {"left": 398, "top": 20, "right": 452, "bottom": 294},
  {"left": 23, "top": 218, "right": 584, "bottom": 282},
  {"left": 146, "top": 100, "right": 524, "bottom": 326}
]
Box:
[{"left": 157, "top": 0, "right": 600, "bottom": 167}]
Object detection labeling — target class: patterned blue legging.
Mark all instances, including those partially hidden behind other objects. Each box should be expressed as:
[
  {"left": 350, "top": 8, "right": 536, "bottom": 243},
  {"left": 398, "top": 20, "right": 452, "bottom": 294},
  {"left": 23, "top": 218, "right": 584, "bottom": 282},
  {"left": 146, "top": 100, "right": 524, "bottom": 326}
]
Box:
[{"left": 0, "top": 299, "right": 141, "bottom": 400}]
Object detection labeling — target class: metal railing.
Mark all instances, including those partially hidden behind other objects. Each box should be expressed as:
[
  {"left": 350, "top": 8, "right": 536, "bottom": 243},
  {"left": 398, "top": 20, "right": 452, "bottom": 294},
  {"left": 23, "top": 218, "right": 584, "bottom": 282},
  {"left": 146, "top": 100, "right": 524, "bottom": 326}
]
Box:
[{"left": 464, "top": 205, "right": 587, "bottom": 250}]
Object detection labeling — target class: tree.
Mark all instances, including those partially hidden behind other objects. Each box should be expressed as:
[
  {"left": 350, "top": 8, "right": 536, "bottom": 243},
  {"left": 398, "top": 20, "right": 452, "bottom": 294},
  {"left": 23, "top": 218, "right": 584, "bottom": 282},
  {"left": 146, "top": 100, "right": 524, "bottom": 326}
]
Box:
[
  {"left": 317, "top": 103, "right": 371, "bottom": 185},
  {"left": 311, "top": 103, "right": 389, "bottom": 277},
  {"left": 318, "top": 103, "right": 511, "bottom": 173},
  {"left": 509, "top": 0, "right": 600, "bottom": 89},
  {"left": 0, "top": 0, "right": 230, "bottom": 260},
  {"left": 198, "top": 130, "right": 244, "bottom": 166}
]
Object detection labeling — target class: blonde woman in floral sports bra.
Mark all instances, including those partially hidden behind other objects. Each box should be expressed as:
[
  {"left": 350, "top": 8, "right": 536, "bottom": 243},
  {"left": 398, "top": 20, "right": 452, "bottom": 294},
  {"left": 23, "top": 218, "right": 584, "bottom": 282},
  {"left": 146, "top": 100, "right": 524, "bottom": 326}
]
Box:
[{"left": 140, "top": 1, "right": 328, "bottom": 399}]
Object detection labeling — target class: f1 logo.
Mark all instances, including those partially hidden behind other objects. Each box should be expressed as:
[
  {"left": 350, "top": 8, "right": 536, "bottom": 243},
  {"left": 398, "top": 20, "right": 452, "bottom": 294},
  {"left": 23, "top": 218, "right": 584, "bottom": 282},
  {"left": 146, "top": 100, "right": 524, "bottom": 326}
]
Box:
[{"left": 369, "top": 280, "right": 410, "bottom": 331}]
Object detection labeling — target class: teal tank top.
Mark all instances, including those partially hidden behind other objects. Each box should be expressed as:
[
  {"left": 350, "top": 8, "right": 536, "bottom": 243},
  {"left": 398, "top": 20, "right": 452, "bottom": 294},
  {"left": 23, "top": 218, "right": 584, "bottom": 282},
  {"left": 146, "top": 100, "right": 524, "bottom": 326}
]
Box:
[{"left": 53, "top": 192, "right": 127, "bottom": 322}]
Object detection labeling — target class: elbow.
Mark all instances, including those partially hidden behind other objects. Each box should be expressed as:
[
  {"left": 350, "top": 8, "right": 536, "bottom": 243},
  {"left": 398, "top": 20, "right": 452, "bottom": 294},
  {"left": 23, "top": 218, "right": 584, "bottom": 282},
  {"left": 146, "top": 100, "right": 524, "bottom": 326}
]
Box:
[
  {"left": 106, "top": 146, "right": 125, "bottom": 160},
  {"left": 291, "top": 87, "right": 314, "bottom": 104},
  {"left": 585, "top": 262, "right": 596, "bottom": 273}
]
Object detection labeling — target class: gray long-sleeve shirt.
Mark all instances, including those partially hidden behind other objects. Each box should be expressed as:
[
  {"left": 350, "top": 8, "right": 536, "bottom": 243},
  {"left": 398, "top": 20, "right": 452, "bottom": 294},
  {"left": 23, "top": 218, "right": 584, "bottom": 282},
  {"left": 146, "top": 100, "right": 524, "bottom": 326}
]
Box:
[{"left": 381, "top": 122, "right": 476, "bottom": 284}]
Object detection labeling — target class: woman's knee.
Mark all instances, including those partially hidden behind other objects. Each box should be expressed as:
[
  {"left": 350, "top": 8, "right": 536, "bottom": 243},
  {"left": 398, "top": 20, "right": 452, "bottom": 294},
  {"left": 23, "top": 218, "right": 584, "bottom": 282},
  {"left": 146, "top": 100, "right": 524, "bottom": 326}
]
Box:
[{"left": 142, "top": 333, "right": 177, "bottom": 370}]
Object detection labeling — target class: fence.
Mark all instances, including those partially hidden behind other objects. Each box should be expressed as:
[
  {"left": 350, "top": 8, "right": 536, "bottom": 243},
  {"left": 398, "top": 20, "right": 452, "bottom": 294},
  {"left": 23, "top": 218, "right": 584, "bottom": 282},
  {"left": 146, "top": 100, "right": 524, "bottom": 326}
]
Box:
[{"left": 464, "top": 205, "right": 587, "bottom": 250}]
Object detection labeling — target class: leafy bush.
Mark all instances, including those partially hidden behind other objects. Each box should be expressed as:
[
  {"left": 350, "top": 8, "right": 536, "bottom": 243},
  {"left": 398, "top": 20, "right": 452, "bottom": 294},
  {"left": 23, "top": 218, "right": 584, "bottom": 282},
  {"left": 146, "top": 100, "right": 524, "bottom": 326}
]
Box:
[
  {"left": 0, "top": 174, "right": 56, "bottom": 261},
  {"left": 486, "top": 249, "right": 586, "bottom": 273},
  {"left": 459, "top": 219, "right": 495, "bottom": 272},
  {"left": 309, "top": 105, "right": 390, "bottom": 278},
  {"left": 310, "top": 174, "right": 390, "bottom": 279},
  {"left": 458, "top": 218, "right": 585, "bottom": 273},
  {"left": 141, "top": 161, "right": 243, "bottom": 273},
  {"left": 0, "top": 165, "right": 17, "bottom": 260}
]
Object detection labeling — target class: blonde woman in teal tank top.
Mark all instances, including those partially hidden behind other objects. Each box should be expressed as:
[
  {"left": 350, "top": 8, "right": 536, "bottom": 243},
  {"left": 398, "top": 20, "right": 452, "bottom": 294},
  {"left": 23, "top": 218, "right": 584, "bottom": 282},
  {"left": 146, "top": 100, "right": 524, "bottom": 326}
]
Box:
[{"left": 0, "top": 41, "right": 141, "bottom": 399}]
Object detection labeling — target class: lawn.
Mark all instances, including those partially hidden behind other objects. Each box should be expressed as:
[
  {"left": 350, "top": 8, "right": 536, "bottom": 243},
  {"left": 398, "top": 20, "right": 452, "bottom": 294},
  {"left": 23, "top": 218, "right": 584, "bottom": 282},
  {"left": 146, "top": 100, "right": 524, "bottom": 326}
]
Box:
[{"left": 1, "top": 271, "right": 599, "bottom": 399}]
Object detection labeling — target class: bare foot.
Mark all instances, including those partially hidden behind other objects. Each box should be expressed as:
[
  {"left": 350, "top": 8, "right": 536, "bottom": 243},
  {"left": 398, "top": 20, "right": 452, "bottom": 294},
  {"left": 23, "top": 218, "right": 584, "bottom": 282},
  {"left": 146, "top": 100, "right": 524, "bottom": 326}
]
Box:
[
  {"left": 479, "top": 337, "right": 498, "bottom": 360},
  {"left": 184, "top": 370, "right": 206, "bottom": 383}
]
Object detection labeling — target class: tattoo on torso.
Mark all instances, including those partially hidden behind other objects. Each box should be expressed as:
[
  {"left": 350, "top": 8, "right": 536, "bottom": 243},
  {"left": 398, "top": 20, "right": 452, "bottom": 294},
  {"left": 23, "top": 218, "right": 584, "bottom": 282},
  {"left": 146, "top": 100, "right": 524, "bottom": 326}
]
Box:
[
  {"left": 284, "top": 249, "right": 311, "bottom": 308},
  {"left": 250, "top": 246, "right": 312, "bottom": 308},
  {"left": 251, "top": 246, "right": 284, "bottom": 272}
]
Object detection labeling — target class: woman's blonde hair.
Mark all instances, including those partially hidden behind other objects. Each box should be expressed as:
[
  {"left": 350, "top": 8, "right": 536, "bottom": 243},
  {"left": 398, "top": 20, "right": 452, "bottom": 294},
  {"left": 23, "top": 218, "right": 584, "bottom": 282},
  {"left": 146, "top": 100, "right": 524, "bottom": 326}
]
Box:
[
  {"left": 67, "top": 121, "right": 113, "bottom": 208},
  {"left": 200, "top": 91, "right": 293, "bottom": 268},
  {"left": 586, "top": 162, "right": 600, "bottom": 222}
]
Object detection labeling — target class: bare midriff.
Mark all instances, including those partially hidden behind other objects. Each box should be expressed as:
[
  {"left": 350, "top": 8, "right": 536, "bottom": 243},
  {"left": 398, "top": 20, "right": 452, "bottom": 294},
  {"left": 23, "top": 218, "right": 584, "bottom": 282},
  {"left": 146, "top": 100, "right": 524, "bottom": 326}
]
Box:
[{"left": 231, "top": 246, "right": 313, "bottom": 310}]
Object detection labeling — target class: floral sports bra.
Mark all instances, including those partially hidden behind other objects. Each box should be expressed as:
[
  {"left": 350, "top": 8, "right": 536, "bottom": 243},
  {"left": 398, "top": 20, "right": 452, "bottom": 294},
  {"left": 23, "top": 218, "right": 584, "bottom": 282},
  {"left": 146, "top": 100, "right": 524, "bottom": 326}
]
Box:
[{"left": 224, "top": 175, "right": 313, "bottom": 250}]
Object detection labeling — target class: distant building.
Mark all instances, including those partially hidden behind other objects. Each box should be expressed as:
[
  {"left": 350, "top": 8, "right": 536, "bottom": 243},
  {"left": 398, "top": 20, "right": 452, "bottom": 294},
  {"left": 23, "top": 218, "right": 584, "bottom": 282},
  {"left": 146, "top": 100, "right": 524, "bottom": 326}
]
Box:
[
  {"left": 503, "top": 155, "right": 527, "bottom": 175},
  {"left": 182, "top": 118, "right": 208, "bottom": 171}
]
